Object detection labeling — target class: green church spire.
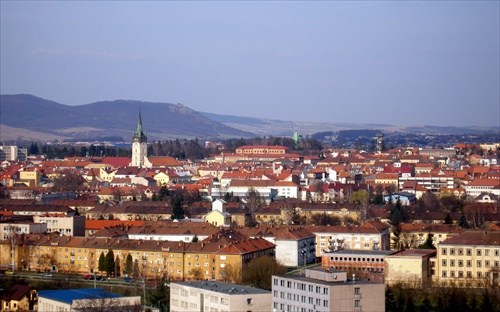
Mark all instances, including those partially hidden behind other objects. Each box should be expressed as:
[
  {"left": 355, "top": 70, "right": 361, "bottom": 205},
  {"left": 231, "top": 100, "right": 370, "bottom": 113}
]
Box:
[{"left": 132, "top": 110, "right": 147, "bottom": 143}]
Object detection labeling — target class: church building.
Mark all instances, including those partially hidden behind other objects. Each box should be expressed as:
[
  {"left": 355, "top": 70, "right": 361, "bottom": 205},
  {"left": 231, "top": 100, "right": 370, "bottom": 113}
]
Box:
[{"left": 130, "top": 112, "right": 147, "bottom": 167}]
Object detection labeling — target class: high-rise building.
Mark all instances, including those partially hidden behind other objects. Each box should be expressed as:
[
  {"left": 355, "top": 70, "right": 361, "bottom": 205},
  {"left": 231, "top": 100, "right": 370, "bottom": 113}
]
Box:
[{"left": 130, "top": 111, "right": 147, "bottom": 167}]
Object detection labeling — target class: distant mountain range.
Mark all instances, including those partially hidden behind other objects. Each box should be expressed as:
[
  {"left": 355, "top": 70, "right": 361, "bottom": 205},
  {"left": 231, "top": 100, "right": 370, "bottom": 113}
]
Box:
[{"left": 0, "top": 94, "right": 496, "bottom": 142}]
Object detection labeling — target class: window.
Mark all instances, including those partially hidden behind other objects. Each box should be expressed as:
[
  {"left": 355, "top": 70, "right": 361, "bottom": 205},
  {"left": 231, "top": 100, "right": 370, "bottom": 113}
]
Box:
[
  {"left": 450, "top": 271, "right": 455, "bottom": 278},
  {"left": 450, "top": 248, "right": 455, "bottom": 255},
  {"left": 354, "top": 287, "right": 361, "bottom": 295},
  {"left": 458, "top": 248, "right": 463, "bottom": 255},
  {"left": 477, "top": 249, "right": 482, "bottom": 256},
  {"left": 467, "top": 260, "right": 472, "bottom": 267},
  {"left": 458, "top": 260, "right": 463, "bottom": 267},
  {"left": 442, "top": 271, "right": 447, "bottom": 277},
  {"left": 466, "top": 249, "right": 472, "bottom": 256},
  {"left": 477, "top": 261, "right": 482, "bottom": 268},
  {"left": 247, "top": 298, "right": 253, "bottom": 305},
  {"left": 442, "top": 260, "right": 447, "bottom": 267},
  {"left": 485, "top": 249, "right": 490, "bottom": 256},
  {"left": 354, "top": 300, "right": 361, "bottom": 307},
  {"left": 495, "top": 250, "right": 499, "bottom": 257},
  {"left": 485, "top": 260, "right": 490, "bottom": 267},
  {"left": 450, "top": 260, "right": 455, "bottom": 267}
]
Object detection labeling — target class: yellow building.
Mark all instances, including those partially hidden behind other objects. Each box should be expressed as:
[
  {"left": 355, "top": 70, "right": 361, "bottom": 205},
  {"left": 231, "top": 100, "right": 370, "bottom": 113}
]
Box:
[
  {"left": 384, "top": 249, "right": 436, "bottom": 287},
  {"left": 0, "top": 231, "right": 275, "bottom": 282},
  {"left": 18, "top": 169, "right": 42, "bottom": 187},
  {"left": 432, "top": 231, "right": 500, "bottom": 287}
]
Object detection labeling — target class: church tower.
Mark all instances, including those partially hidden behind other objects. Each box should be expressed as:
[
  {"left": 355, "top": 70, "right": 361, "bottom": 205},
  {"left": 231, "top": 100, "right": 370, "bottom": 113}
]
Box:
[{"left": 131, "top": 111, "right": 147, "bottom": 167}]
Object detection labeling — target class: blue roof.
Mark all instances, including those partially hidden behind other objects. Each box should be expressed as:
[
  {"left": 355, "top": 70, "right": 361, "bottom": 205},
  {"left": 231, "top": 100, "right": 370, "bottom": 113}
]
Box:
[{"left": 38, "top": 288, "right": 123, "bottom": 304}]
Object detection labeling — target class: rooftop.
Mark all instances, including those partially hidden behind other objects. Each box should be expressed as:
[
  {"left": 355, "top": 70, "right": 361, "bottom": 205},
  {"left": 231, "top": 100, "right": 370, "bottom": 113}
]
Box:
[
  {"left": 38, "top": 288, "right": 123, "bottom": 304},
  {"left": 172, "top": 281, "right": 270, "bottom": 295}
]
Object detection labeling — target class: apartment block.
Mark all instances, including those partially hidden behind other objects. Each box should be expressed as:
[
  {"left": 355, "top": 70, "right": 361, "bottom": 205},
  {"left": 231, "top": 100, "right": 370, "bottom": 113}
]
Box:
[
  {"left": 272, "top": 269, "right": 385, "bottom": 312},
  {"left": 170, "top": 281, "right": 272, "bottom": 312},
  {"left": 432, "top": 231, "right": 500, "bottom": 286}
]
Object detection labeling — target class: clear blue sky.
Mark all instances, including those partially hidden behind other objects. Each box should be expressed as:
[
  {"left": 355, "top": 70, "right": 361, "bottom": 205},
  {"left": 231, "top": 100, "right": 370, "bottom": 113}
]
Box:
[{"left": 1, "top": 1, "right": 498, "bottom": 127}]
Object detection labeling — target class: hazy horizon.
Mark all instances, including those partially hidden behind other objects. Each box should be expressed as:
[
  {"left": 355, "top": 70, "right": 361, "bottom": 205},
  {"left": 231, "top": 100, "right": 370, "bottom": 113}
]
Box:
[{"left": 1, "top": 2, "right": 499, "bottom": 128}]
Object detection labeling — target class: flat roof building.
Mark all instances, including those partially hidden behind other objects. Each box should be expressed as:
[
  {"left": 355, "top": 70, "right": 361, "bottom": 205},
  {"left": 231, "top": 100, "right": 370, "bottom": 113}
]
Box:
[
  {"left": 170, "top": 281, "right": 272, "bottom": 312},
  {"left": 272, "top": 268, "right": 385, "bottom": 312},
  {"left": 38, "top": 288, "right": 141, "bottom": 312}
]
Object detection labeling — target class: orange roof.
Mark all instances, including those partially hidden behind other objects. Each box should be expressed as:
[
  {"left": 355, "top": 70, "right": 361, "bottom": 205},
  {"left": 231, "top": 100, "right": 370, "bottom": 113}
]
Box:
[{"left": 85, "top": 220, "right": 145, "bottom": 230}]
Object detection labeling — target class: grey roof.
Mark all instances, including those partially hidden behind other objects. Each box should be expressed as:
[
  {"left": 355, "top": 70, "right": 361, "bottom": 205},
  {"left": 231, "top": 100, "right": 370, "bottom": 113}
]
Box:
[
  {"left": 172, "top": 281, "right": 270, "bottom": 295},
  {"left": 323, "top": 250, "right": 395, "bottom": 256}
]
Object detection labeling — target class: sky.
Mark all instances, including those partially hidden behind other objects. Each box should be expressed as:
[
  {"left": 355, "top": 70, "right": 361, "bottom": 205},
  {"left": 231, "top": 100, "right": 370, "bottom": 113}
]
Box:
[{"left": 1, "top": 1, "right": 499, "bottom": 127}]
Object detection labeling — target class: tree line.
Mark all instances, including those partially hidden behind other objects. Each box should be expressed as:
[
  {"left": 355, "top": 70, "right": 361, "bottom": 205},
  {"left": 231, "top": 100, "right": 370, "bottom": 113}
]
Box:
[{"left": 22, "top": 135, "right": 323, "bottom": 161}]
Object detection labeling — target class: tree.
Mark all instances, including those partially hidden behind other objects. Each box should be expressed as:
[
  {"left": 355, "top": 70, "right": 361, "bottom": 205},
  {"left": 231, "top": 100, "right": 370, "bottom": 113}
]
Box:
[
  {"left": 145, "top": 276, "right": 170, "bottom": 311},
  {"left": 104, "top": 249, "right": 115, "bottom": 276},
  {"left": 72, "top": 294, "right": 143, "bottom": 312},
  {"left": 219, "top": 262, "right": 242, "bottom": 284},
  {"left": 243, "top": 255, "right": 287, "bottom": 290},
  {"left": 244, "top": 187, "right": 265, "bottom": 226},
  {"left": 418, "top": 233, "right": 435, "bottom": 249},
  {"left": 458, "top": 214, "right": 469, "bottom": 229},
  {"left": 98, "top": 252, "right": 106, "bottom": 274},
  {"left": 443, "top": 213, "right": 453, "bottom": 224},
  {"left": 51, "top": 172, "right": 86, "bottom": 193},
  {"left": 123, "top": 253, "right": 133, "bottom": 276},
  {"left": 171, "top": 196, "right": 184, "bottom": 220}
]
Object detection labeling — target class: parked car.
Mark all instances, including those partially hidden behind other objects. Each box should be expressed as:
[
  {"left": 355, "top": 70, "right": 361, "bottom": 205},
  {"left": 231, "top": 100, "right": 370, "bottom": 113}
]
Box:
[
  {"left": 43, "top": 272, "right": 53, "bottom": 278},
  {"left": 83, "top": 274, "right": 94, "bottom": 280},
  {"left": 95, "top": 276, "right": 105, "bottom": 281},
  {"left": 124, "top": 277, "right": 133, "bottom": 283}
]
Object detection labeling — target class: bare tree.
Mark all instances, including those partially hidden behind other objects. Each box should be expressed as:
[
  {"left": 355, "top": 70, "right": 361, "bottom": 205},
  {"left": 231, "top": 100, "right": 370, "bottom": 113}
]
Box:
[
  {"left": 220, "top": 263, "right": 242, "bottom": 284},
  {"left": 72, "top": 295, "right": 142, "bottom": 312},
  {"left": 244, "top": 187, "right": 264, "bottom": 225}
]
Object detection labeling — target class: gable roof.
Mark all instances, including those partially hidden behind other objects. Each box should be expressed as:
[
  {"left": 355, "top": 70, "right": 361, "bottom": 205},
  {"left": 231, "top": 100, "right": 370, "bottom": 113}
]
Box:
[{"left": 1, "top": 285, "right": 35, "bottom": 301}]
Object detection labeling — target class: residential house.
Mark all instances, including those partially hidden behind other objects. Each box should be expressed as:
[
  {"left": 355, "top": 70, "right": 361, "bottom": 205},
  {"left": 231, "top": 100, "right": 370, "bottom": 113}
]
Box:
[{"left": 0, "top": 284, "right": 38, "bottom": 312}]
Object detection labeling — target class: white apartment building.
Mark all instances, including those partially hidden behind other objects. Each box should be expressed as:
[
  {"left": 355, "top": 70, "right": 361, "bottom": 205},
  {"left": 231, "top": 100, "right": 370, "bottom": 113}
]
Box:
[
  {"left": 272, "top": 269, "right": 385, "bottom": 312},
  {"left": 0, "top": 145, "right": 28, "bottom": 161},
  {"left": 170, "top": 281, "right": 272, "bottom": 312},
  {"left": 0, "top": 223, "right": 47, "bottom": 240}
]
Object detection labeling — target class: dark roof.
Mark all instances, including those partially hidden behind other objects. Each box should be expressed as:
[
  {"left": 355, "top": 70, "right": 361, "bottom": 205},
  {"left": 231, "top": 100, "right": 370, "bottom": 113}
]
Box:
[
  {"left": 38, "top": 288, "right": 123, "bottom": 304},
  {"left": 1, "top": 285, "right": 34, "bottom": 301}
]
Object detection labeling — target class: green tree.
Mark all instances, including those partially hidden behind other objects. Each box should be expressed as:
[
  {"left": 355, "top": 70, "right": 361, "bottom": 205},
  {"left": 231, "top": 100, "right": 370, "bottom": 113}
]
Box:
[
  {"left": 104, "top": 249, "right": 115, "bottom": 276},
  {"left": 385, "top": 285, "right": 398, "bottom": 312},
  {"left": 349, "top": 190, "right": 369, "bottom": 205},
  {"left": 123, "top": 253, "right": 133, "bottom": 276},
  {"left": 242, "top": 255, "right": 287, "bottom": 290},
  {"left": 418, "top": 233, "right": 435, "bottom": 249},
  {"left": 98, "top": 252, "right": 106, "bottom": 273},
  {"left": 458, "top": 214, "right": 469, "bottom": 228},
  {"left": 171, "top": 196, "right": 184, "bottom": 220}
]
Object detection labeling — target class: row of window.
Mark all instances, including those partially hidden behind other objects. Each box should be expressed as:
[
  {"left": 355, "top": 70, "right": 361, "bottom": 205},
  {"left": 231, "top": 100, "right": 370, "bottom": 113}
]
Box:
[
  {"left": 328, "top": 256, "right": 383, "bottom": 263},
  {"left": 273, "top": 279, "right": 329, "bottom": 295},
  {"left": 441, "top": 271, "right": 492, "bottom": 279},
  {"left": 442, "top": 259, "right": 499, "bottom": 268},
  {"left": 441, "top": 247, "right": 499, "bottom": 257}
]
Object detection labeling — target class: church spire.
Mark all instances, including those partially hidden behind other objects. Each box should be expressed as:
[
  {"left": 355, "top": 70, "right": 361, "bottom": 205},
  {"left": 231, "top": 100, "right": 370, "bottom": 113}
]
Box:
[{"left": 132, "top": 110, "right": 147, "bottom": 143}]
